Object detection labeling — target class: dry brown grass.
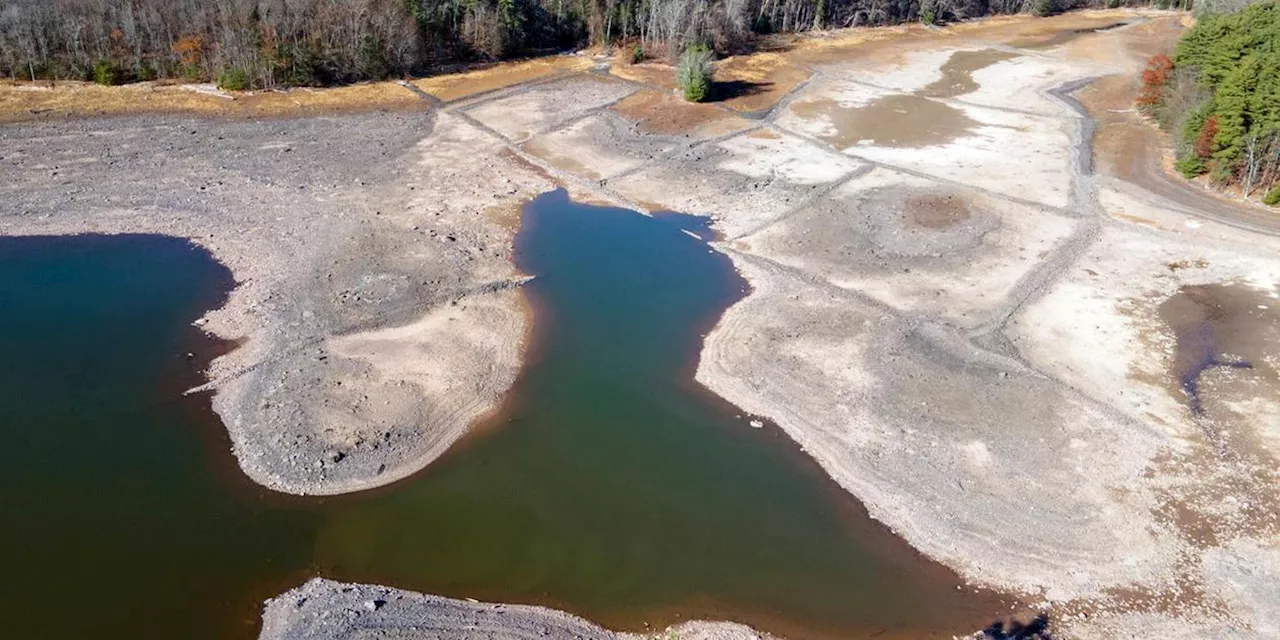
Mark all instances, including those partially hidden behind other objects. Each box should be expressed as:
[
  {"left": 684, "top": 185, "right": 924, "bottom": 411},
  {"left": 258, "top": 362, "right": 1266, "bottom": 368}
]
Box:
[
  {"left": 609, "top": 62, "right": 678, "bottom": 93},
  {"left": 610, "top": 89, "right": 751, "bottom": 137},
  {"left": 0, "top": 79, "right": 426, "bottom": 122},
  {"left": 713, "top": 52, "right": 812, "bottom": 113},
  {"left": 411, "top": 56, "right": 592, "bottom": 102},
  {"left": 0, "top": 9, "right": 1173, "bottom": 125}
]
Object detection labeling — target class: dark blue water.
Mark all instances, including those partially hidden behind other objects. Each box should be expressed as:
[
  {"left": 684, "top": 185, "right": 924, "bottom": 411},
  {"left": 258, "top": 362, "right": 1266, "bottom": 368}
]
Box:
[
  {"left": 0, "top": 235, "right": 318, "bottom": 639},
  {"left": 0, "top": 194, "right": 1004, "bottom": 640}
]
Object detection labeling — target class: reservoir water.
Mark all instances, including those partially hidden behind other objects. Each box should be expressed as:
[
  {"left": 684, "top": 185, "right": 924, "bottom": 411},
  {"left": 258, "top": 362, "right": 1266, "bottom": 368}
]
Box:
[{"left": 1, "top": 192, "right": 1004, "bottom": 639}]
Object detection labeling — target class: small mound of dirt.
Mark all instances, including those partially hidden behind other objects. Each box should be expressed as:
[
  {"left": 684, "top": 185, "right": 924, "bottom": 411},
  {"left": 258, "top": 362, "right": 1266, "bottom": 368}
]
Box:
[{"left": 905, "top": 193, "right": 973, "bottom": 229}]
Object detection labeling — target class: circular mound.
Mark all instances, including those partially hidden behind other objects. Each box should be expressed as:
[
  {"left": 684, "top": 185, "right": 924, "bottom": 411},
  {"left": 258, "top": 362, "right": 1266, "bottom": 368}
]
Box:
[{"left": 904, "top": 193, "right": 973, "bottom": 229}]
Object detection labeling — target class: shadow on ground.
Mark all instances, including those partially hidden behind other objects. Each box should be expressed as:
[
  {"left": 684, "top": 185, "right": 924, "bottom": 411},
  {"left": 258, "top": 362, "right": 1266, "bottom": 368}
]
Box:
[{"left": 712, "top": 79, "right": 773, "bottom": 101}]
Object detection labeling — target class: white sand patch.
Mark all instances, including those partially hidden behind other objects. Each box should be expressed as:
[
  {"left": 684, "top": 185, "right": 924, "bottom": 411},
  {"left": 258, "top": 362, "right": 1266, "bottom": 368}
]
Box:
[
  {"left": 1009, "top": 224, "right": 1280, "bottom": 439},
  {"left": 1201, "top": 538, "right": 1280, "bottom": 639},
  {"left": 1100, "top": 183, "right": 1280, "bottom": 251},
  {"left": 609, "top": 129, "right": 865, "bottom": 237},
  {"left": 843, "top": 101, "right": 1076, "bottom": 208},
  {"left": 523, "top": 113, "right": 675, "bottom": 181},
  {"left": 464, "top": 76, "right": 635, "bottom": 143},
  {"left": 739, "top": 167, "right": 1079, "bottom": 326},
  {"left": 827, "top": 47, "right": 962, "bottom": 92},
  {"left": 698, "top": 256, "right": 1178, "bottom": 601},
  {"left": 716, "top": 130, "right": 861, "bottom": 185},
  {"left": 965, "top": 54, "right": 1115, "bottom": 117}
]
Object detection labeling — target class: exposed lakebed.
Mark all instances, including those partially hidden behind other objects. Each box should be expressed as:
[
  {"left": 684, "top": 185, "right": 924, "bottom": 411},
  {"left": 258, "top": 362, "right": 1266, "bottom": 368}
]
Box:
[{"left": 1, "top": 193, "right": 1004, "bottom": 640}]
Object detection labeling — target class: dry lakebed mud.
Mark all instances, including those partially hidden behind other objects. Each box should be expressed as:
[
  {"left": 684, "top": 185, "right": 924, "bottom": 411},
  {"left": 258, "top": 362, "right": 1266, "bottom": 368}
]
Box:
[{"left": 1, "top": 8, "right": 1278, "bottom": 640}]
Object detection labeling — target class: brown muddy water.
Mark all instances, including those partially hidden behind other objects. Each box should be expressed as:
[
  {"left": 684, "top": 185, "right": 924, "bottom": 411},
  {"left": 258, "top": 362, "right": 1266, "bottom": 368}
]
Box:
[
  {"left": 920, "top": 50, "right": 1018, "bottom": 99},
  {"left": 1014, "top": 22, "right": 1132, "bottom": 50},
  {"left": 1157, "top": 283, "right": 1280, "bottom": 416},
  {"left": 792, "top": 94, "right": 978, "bottom": 148},
  {"left": 2, "top": 193, "right": 1011, "bottom": 640},
  {"left": 791, "top": 49, "right": 1017, "bottom": 149}
]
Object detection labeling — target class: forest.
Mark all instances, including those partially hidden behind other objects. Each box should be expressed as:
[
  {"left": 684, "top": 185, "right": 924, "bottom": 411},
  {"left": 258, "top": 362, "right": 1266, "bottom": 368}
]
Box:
[
  {"left": 2, "top": 0, "right": 1172, "bottom": 90},
  {"left": 1140, "top": 0, "right": 1280, "bottom": 204}
]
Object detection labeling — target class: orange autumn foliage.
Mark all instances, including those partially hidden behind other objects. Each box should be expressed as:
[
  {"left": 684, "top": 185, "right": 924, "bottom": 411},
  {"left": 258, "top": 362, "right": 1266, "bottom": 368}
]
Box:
[
  {"left": 1195, "top": 115, "right": 1219, "bottom": 159},
  {"left": 1137, "top": 53, "right": 1174, "bottom": 109},
  {"left": 173, "top": 35, "right": 205, "bottom": 67}
]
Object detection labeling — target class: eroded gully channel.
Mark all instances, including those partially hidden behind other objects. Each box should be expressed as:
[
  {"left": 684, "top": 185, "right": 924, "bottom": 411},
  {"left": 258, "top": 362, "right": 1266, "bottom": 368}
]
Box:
[{"left": 0, "top": 191, "right": 1006, "bottom": 640}]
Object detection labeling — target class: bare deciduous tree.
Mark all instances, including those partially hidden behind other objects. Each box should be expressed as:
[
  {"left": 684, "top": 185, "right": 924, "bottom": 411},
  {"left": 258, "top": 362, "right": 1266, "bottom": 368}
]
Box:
[{"left": 0, "top": 0, "right": 1212, "bottom": 88}]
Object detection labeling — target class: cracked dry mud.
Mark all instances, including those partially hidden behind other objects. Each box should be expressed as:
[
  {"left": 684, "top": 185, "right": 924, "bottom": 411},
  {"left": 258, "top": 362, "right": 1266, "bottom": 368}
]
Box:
[{"left": 2, "top": 8, "right": 1278, "bottom": 640}]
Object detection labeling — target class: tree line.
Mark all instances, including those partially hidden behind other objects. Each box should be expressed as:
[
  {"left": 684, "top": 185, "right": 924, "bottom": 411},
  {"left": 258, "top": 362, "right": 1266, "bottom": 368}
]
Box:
[
  {"left": 1, "top": 0, "right": 1183, "bottom": 89},
  {"left": 1139, "top": 0, "right": 1280, "bottom": 204}
]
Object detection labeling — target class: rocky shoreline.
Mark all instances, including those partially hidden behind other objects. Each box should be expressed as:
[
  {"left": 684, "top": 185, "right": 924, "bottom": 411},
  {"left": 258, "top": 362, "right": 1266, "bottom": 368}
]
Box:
[{"left": 262, "top": 579, "right": 776, "bottom": 640}]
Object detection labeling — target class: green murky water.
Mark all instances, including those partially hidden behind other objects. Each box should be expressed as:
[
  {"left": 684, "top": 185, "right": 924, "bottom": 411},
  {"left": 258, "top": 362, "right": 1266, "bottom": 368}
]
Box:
[{"left": 1, "top": 192, "right": 1002, "bottom": 640}]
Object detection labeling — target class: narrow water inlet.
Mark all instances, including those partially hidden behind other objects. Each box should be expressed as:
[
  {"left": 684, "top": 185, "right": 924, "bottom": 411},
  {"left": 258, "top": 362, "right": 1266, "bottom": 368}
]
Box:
[{"left": 1, "top": 194, "right": 1009, "bottom": 640}]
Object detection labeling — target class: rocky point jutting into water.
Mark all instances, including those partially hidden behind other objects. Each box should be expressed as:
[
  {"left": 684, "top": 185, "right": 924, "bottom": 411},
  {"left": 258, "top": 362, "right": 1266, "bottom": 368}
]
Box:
[{"left": 2, "top": 8, "right": 1279, "bottom": 640}]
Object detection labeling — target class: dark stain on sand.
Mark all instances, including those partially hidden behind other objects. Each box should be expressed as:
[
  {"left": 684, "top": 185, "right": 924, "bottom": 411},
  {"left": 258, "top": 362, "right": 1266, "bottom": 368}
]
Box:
[{"left": 1158, "top": 283, "right": 1280, "bottom": 415}]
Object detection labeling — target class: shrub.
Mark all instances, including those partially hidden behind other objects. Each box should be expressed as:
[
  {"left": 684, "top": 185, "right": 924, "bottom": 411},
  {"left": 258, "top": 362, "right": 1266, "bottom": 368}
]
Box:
[
  {"left": 920, "top": 0, "right": 939, "bottom": 26},
  {"left": 1031, "top": 0, "right": 1061, "bottom": 18},
  {"left": 216, "top": 68, "right": 251, "bottom": 91},
  {"left": 1136, "top": 54, "right": 1174, "bottom": 114},
  {"left": 631, "top": 44, "right": 645, "bottom": 65},
  {"left": 92, "top": 60, "right": 124, "bottom": 85},
  {"left": 677, "top": 44, "right": 713, "bottom": 103},
  {"left": 173, "top": 34, "right": 204, "bottom": 68},
  {"left": 1175, "top": 154, "right": 1208, "bottom": 178},
  {"left": 1265, "top": 186, "right": 1280, "bottom": 206},
  {"left": 1194, "top": 115, "right": 1219, "bottom": 159}
]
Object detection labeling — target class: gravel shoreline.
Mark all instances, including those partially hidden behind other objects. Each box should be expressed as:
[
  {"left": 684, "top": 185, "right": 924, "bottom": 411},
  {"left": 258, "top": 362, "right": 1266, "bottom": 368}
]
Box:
[{"left": 262, "top": 579, "right": 776, "bottom": 640}]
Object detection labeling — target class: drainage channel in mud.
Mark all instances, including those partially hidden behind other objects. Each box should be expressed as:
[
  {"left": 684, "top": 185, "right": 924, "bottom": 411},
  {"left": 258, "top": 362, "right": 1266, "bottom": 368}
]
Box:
[
  {"left": 1014, "top": 22, "right": 1132, "bottom": 50},
  {"left": 2, "top": 194, "right": 1008, "bottom": 640},
  {"left": 1158, "top": 282, "right": 1280, "bottom": 416},
  {"left": 919, "top": 50, "right": 1019, "bottom": 99},
  {"left": 791, "top": 49, "right": 1016, "bottom": 149}
]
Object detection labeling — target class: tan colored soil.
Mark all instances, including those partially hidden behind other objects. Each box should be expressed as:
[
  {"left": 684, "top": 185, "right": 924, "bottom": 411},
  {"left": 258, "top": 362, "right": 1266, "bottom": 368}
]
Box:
[
  {"left": 609, "top": 89, "right": 752, "bottom": 137},
  {"left": 412, "top": 56, "right": 592, "bottom": 102},
  {"left": 906, "top": 193, "right": 973, "bottom": 228},
  {"left": 713, "top": 52, "right": 812, "bottom": 113},
  {"left": 0, "top": 79, "right": 426, "bottom": 122}
]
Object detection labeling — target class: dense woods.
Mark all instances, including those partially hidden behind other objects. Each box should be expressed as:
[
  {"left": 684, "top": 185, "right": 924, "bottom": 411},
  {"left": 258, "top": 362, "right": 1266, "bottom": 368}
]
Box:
[
  {"left": 1140, "top": 0, "right": 1280, "bottom": 204},
  {"left": 3, "top": 0, "right": 1172, "bottom": 90}
]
